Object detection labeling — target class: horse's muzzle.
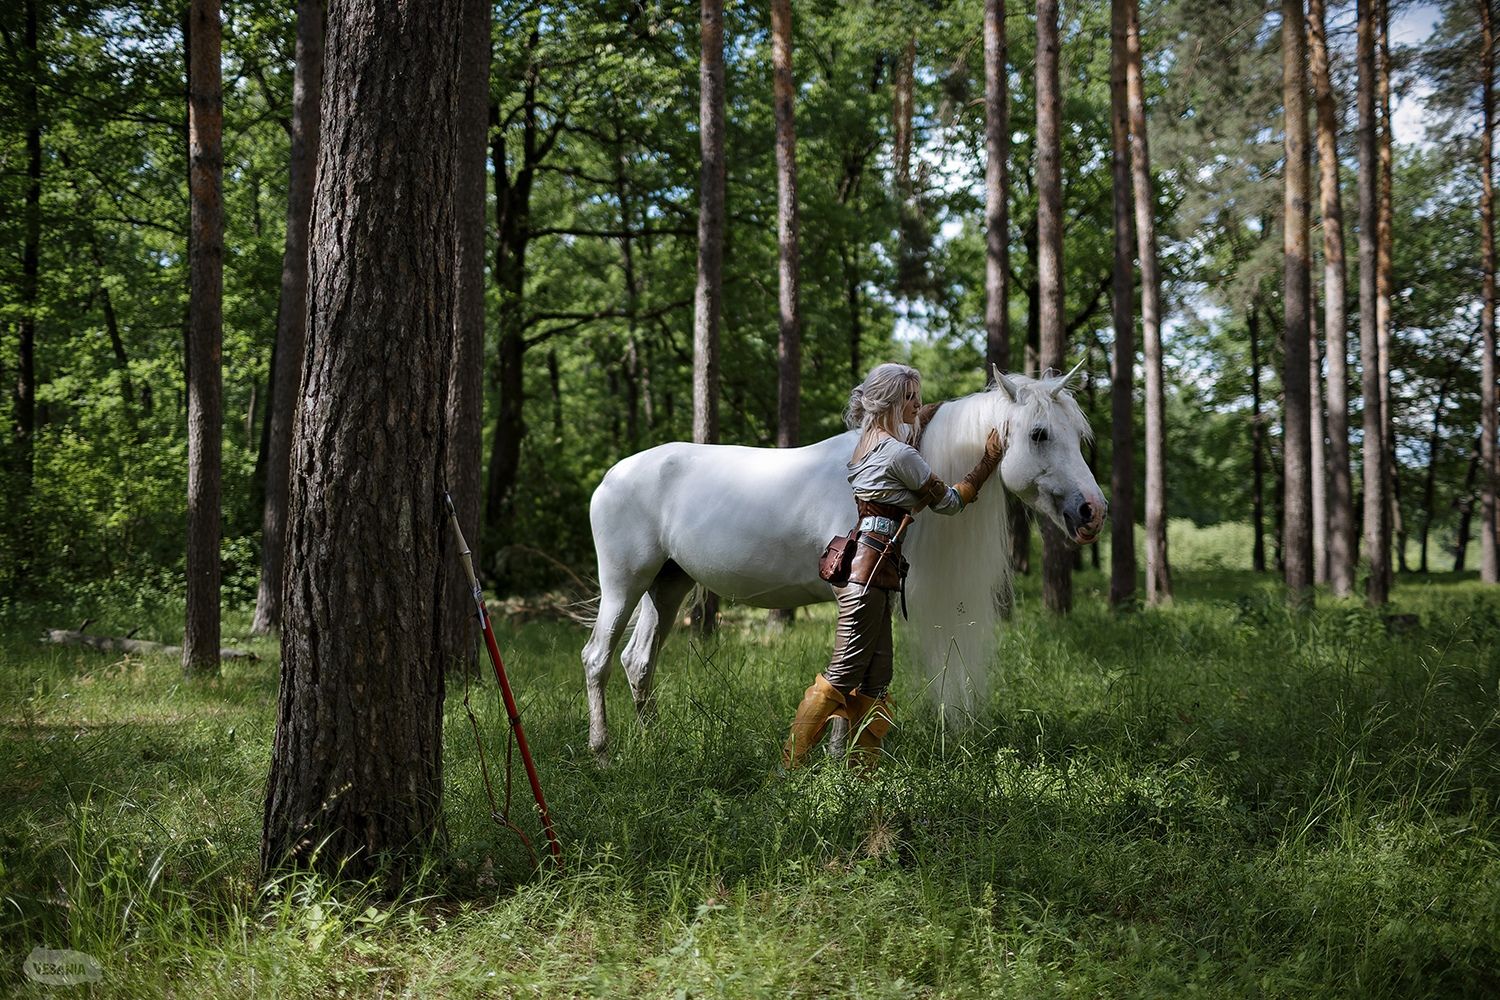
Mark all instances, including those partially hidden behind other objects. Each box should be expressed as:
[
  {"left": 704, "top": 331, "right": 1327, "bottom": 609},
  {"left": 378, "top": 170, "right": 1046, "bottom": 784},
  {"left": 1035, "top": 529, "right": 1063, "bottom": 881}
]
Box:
[{"left": 1064, "top": 491, "right": 1108, "bottom": 546}]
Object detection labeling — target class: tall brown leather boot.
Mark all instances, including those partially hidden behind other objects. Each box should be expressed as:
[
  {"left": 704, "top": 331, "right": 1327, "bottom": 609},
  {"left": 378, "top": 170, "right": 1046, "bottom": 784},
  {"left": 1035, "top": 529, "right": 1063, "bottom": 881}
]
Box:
[
  {"left": 844, "top": 690, "right": 894, "bottom": 772},
  {"left": 782, "top": 674, "right": 847, "bottom": 769}
]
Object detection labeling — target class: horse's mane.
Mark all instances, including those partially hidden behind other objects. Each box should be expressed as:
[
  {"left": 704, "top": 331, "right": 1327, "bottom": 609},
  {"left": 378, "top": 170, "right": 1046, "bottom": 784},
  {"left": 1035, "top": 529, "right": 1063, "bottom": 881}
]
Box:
[{"left": 903, "top": 371, "right": 1090, "bottom": 719}]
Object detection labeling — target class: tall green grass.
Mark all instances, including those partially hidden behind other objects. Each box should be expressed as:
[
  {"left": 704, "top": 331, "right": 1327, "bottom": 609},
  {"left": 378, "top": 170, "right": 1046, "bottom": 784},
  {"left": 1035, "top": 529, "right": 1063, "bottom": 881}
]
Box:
[{"left": 2, "top": 559, "right": 1498, "bottom": 997}]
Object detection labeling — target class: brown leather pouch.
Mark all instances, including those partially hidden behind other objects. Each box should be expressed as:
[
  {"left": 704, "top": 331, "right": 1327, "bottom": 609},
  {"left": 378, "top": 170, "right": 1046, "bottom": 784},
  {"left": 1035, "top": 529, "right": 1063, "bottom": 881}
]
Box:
[
  {"left": 849, "top": 535, "right": 907, "bottom": 591},
  {"left": 818, "top": 531, "right": 857, "bottom": 585}
]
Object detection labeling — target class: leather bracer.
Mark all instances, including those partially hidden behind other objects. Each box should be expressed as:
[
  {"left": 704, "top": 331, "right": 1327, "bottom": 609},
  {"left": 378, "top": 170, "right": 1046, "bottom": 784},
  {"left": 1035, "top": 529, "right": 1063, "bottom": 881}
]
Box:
[{"left": 953, "top": 431, "right": 1004, "bottom": 505}]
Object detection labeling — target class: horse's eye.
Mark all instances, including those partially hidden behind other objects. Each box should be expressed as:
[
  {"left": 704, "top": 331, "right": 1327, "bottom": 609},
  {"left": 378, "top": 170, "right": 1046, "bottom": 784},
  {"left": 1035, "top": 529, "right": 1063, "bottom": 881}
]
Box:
[{"left": 1030, "top": 427, "right": 1049, "bottom": 444}]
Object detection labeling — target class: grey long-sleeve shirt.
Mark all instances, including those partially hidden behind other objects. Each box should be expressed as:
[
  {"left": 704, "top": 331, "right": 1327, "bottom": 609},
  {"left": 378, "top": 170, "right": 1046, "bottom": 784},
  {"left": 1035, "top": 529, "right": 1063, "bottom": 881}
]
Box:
[{"left": 846, "top": 436, "right": 963, "bottom": 515}]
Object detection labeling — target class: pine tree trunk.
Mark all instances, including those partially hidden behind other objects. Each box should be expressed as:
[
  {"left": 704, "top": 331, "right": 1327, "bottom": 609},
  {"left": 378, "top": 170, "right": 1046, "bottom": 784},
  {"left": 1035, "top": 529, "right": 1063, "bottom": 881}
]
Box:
[
  {"left": 1125, "top": 0, "right": 1170, "bottom": 605},
  {"left": 1419, "top": 376, "right": 1453, "bottom": 574},
  {"left": 1376, "top": 2, "right": 1400, "bottom": 583},
  {"left": 184, "top": 0, "right": 224, "bottom": 676},
  {"left": 1456, "top": 435, "right": 1481, "bottom": 571},
  {"left": 252, "top": 0, "right": 323, "bottom": 636},
  {"left": 1280, "top": 0, "right": 1314, "bottom": 607},
  {"left": 1357, "top": 0, "right": 1390, "bottom": 604},
  {"left": 1480, "top": 0, "right": 1499, "bottom": 583},
  {"left": 768, "top": 0, "right": 800, "bottom": 628},
  {"left": 1109, "top": 0, "right": 1137, "bottom": 607},
  {"left": 692, "top": 0, "right": 725, "bottom": 635},
  {"left": 1036, "top": 0, "right": 1071, "bottom": 613},
  {"left": 484, "top": 32, "right": 539, "bottom": 560},
  {"left": 12, "top": 0, "right": 41, "bottom": 585},
  {"left": 440, "top": 0, "right": 489, "bottom": 672},
  {"left": 1309, "top": 0, "right": 1355, "bottom": 596},
  {"left": 1250, "top": 302, "right": 1267, "bottom": 573},
  {"left": 261, "top": 0, "right": 463, "bottom": 881},
  {"left": 985, "top": 0, "right": 1011, "bottom": 374},
  {"left": 1310, "top": 312, "right": 1328, "bottom": 584}
]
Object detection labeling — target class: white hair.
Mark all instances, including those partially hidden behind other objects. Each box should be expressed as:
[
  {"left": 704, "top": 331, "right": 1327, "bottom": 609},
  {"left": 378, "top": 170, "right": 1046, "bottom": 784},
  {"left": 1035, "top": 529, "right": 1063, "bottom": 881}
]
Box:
[
  {"left": 846, "top": 362, "right": 921, "bottom": 462},
  {"left": 901, "top": 370, "right": 1091, "bottom": 719}
]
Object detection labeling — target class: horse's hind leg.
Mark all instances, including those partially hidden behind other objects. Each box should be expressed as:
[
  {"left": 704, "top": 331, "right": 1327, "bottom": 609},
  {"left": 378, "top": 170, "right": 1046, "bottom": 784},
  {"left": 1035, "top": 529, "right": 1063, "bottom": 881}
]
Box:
[
  {"left": 582, "top": 562, "right": 656, "bottom": 760},
  {"left": 620, "top": 562, "right": 696, "bottom": 726}
]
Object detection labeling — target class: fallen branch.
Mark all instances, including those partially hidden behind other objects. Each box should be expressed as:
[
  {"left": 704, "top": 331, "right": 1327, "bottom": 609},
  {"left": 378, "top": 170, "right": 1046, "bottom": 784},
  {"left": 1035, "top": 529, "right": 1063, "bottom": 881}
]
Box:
[{"left": 43, "top": 630, "right": 259, "bottom": 661}]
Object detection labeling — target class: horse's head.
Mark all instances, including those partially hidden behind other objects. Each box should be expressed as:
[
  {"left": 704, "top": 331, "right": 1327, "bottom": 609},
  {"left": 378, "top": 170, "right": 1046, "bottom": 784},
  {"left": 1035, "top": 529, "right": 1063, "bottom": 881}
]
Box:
[{"left": 991, "top": 364, "right": 1107, "bottom": 547}]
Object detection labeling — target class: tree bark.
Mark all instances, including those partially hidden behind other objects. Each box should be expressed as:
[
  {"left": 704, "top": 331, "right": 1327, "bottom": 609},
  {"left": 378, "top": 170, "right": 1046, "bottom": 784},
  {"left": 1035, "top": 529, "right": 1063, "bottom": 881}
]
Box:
[
  {"left": 692, "top": 0, "right": 725, "bottom": 635},
  {"left": 440, "top": 0, "right": 490, "bottom": 673},
  {"left": 253, "top": 0, "right": 324, "bottom": 636},
  {"left": 1376, "top": 0, "right": 1400, "bottom": 583},
  {"left": 1310, "top": 302, "right": 1328, "bottom": 584},
  {"left": 1124, "top": 0, "right": 1170, "bottom": 605},
  {"left": 769, "top": 0, "right": 800, "bottom": 628},
  {"left": 1480, "top": 0, "right": 1499, "bottom": 583},
  {"left": 1456, "top": 435, "right": 1482, "bottom": 571},
  {"left": 184, "top": 0, "right": 224, "bottom": 676},
  {"left": 1357, "top": 0, "right": 1390, "bottom": 604},
  {"left": 1280, "top": 0, "right": 1314, "bottom": 607},
  {"left": 1037, "top": 0, "right": 1070, "bottom": 613},
  {"left": 1309, "top": 0, "right": 1355, "bottom": 596},
  {"left": 1250, "top": 302, "right": 1267, "bottom": 573},
  {"left": 12, "top": 0, "right": 41, "bottom": 583},
  {"left": 262, "top": 0, "right": 463, "bottom": 880},
  {"left": 985, "top": 0, "right": 1011, "bottom": 374},
  {"left": 772, "top": 0, "right": 800, "bottom": 452},
  {"left": 484, "top": 29, "right": 541, "bottom": 562},
  {"left": 1109, "top": 0, "right": 1137, "bottom": 607}
]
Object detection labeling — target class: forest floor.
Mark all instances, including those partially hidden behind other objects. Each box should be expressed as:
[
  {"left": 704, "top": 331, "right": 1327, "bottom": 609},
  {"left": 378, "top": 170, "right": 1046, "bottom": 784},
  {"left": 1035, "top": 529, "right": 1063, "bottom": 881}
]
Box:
[{"left": 2, "top": 558, "right": 1498, "bottom": 998}]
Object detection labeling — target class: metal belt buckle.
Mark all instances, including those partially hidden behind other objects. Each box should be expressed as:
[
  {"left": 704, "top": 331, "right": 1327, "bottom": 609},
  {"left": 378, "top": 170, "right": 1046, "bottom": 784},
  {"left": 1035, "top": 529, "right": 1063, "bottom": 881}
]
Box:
[{"left": 860, "top": 515, "right": 898, "bottom": 536}]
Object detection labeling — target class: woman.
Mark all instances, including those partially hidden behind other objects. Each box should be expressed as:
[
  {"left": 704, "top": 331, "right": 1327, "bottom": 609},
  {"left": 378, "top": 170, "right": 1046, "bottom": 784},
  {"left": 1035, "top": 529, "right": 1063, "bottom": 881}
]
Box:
[{"left": 784, "top": 362, "right": 1004, "bottom": 770}]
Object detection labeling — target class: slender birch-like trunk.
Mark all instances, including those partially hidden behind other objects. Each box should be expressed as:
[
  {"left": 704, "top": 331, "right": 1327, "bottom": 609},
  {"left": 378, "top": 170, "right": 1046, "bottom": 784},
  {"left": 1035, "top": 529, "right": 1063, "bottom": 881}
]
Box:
[
  {"left": 1358, "top": 0, "right": 1390, "bottom": 604},
  {"left": 1109, "top": 0, "right": 1137, "bottom": 607},
  {"left": 1308, "top": 0, "right": 1355, "bottom": 595},
  {"left": 985, "top": 0, "right": 1011, "bottom": 374},
  {"left": 692, "top": 0, "right": 726, "bottom": 634},
  {"left": 1125, "top": 0, "right": 1171, "bottom": 604},
  {"left": 184, "top": 0, "right": 224, "bottom": 675}
]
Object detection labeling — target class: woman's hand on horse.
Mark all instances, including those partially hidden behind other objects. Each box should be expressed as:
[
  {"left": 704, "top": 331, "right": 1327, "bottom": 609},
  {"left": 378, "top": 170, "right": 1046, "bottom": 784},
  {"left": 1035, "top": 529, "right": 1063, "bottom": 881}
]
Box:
[{"left": 984, "top": 428, "right": 1003, "bottom": 462}]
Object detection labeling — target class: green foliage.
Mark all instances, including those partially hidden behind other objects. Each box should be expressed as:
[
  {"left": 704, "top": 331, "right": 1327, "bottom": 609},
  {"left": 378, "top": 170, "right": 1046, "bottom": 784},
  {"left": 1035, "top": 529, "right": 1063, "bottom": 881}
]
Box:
[{"left": 3, "top": 569, "right": 1499, "bottom": 995}]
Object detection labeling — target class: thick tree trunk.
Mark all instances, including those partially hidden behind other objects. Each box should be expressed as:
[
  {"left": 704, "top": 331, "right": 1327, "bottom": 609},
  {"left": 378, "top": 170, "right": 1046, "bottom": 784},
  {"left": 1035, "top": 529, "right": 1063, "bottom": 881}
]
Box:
[
  {"left": 262, "top": 0, "right": 462, "bottom": 880},
  {"left": 1357, "top": 0, "right": 1390, "bottom": 604},
  {"left": 184, "top": 0, "right": 224, "bottom": 676},
  {"left": 1480, "top": 0, "right": 1499, "bottom": 583},
  {"left": 1125, "top": 0, "right": 1170, "bottom": 605},
  {"left": 440, "top": 0, "right": 489, "bottom": 672},
  {"left": 1280, "top": 0, "right": 1314, "bottom": 607},
  {"left": 1037, "top": 0, "right": 1070, "bottom": 613},
  {"left": 692, "top": 0, "right": 725, "bottom": 635},
  {"left": 1250, "top": 302, "right": 1267, "bottom": 573},
  {"left": 1376, "top": 1, "right": 1401, "bottom": 583},
  {"left": 1109, "top": 0, "right": 1137, "bottom": 607},
  {"left": 253, "top": 0, "right": 323, "bottom": 636},
  {"left": 1309, "top": 0, "right": 1355, "bottom": 595},
  {"left": 985, "top": 0, "right": 1011, "bottom": 374}
]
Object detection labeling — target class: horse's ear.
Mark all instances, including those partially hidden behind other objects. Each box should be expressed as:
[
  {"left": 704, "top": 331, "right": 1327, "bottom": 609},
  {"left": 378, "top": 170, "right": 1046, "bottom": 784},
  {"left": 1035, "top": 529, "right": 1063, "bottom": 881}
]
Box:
[{"left": 992, "top": 365, "right": 1020, "bottom": 402}]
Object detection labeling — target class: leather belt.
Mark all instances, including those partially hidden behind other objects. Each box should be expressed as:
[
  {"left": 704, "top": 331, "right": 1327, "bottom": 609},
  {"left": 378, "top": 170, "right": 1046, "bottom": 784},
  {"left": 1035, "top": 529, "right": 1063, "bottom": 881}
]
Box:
[{"left": 858, "top": 515, "right": 900, "bottom": 537}]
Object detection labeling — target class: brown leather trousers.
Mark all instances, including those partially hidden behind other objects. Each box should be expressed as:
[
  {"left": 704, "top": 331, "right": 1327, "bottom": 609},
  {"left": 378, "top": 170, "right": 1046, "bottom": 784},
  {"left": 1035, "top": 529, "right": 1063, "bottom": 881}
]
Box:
[{"left": 826, "top": 498, "right": 910, "bottom": 699}]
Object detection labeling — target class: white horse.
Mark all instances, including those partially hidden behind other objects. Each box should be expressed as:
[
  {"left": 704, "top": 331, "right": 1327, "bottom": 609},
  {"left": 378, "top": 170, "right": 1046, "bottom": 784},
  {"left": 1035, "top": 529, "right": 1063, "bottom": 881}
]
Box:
[{"left": 581, "top": 366, "right": 1106, "bottom": 757}]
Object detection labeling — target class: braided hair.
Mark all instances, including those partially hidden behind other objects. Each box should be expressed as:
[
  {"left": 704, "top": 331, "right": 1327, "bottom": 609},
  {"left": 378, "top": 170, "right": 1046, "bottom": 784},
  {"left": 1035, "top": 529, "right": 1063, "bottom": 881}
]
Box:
[{"left": 846, "top": 362, "right": 921, "bottom": 463}]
